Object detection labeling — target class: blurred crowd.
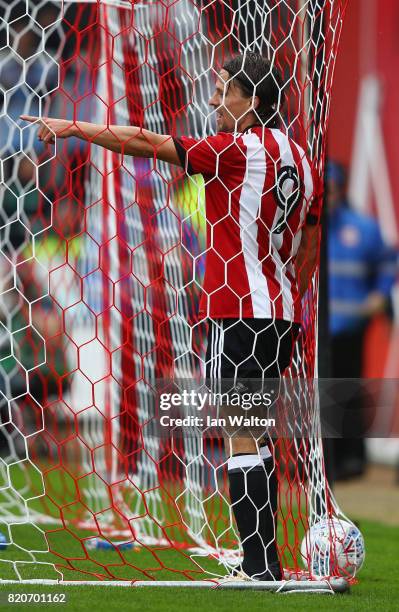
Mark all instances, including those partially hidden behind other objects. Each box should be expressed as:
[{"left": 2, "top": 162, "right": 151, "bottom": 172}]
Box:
[
  {"left": 0, "top": 4, "right": 91, "bottom": 411},
  {"left": 326, "top": 161, "right": 398, "bottom": 481}
]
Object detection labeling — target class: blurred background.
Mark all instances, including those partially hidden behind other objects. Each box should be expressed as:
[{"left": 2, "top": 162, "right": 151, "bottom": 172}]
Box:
[{"left": 327, "top": 0, "right": 399, "bottom": 522}]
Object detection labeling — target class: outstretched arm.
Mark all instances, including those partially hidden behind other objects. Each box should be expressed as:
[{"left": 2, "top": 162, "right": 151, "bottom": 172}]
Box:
[{"left": 20, "top": 116, "right": 181, "bottom": 166}]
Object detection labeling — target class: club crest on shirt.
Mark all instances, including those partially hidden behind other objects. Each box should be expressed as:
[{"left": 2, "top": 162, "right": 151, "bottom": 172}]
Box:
[{"left": 340, "top": 225, "right": 360, "bottom": 247}]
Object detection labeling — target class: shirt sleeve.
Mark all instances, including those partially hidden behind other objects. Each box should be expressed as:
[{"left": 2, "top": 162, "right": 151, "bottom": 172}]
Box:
[{"left": 173, "top": 133, "right": 247, "bottom": 177}]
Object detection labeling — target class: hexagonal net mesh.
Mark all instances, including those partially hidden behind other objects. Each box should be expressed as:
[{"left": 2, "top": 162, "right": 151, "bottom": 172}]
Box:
[{"left": 0, "top": 0, "right": 353, "bottom": 586}]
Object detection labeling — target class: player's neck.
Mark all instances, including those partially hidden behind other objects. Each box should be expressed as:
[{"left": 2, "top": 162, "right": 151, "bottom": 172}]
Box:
[
  {"left": 241, "top": 122, "right": 263, "bottom": 133},
  {"left": 237, "top": 114, "right": 262, "bottom": 133}
]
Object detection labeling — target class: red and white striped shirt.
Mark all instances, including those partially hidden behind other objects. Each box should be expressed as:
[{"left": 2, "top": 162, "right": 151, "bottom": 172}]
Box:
[{"left": 174, "top": 126, "right": 316, "bottom": 323}]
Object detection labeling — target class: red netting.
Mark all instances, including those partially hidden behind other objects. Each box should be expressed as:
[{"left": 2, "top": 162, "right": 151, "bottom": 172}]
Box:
[{"left": 0, "top": 0, "right": 360, "bottom": 587}]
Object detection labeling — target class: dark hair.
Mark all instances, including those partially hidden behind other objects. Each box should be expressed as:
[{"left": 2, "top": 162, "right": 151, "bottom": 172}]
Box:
[
  {"left": 222, "top": 52, "right": 284, "bottom": 128},
  {"left": 326, "top": 160, "right": 346, "bottom": 188}
]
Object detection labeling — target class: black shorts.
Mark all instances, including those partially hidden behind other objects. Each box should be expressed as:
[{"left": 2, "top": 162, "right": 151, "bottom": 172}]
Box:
[{"left": 205, "top": 318, "right": 300, "bottom": 392}]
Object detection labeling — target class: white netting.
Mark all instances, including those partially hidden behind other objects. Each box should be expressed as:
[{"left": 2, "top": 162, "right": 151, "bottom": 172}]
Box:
[{"left": 0, "top": 0, "right": 353, "bottom": 585}]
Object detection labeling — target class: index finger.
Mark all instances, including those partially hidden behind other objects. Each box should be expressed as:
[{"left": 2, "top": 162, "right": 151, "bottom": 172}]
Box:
[{"left": 20, "top": 115, "right": 41, "bottom": 123}]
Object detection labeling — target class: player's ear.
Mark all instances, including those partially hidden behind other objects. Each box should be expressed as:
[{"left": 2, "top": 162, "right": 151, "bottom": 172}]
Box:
[{"left": 253, "top": 95, "right": 260, "bottom": 111}]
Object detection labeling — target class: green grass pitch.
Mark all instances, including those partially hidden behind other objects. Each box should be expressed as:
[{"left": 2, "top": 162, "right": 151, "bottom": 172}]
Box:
[{"left": 0, "top": 520, "right": 398, "bottom": 611}]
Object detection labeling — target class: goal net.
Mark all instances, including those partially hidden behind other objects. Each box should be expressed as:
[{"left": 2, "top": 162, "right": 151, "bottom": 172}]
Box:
[{"left": 0, "top": 0, "right": 354, "bottom": 589}]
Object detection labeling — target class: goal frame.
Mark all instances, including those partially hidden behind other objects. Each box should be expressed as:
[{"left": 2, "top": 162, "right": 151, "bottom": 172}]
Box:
[{"left": 0, "top": 0, "right": 353, "bottom": 593}]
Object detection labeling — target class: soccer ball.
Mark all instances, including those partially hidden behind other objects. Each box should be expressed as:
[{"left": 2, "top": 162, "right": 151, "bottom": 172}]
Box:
[{"left": 300, "top": 518, "right": 365, "bottom": 578}]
